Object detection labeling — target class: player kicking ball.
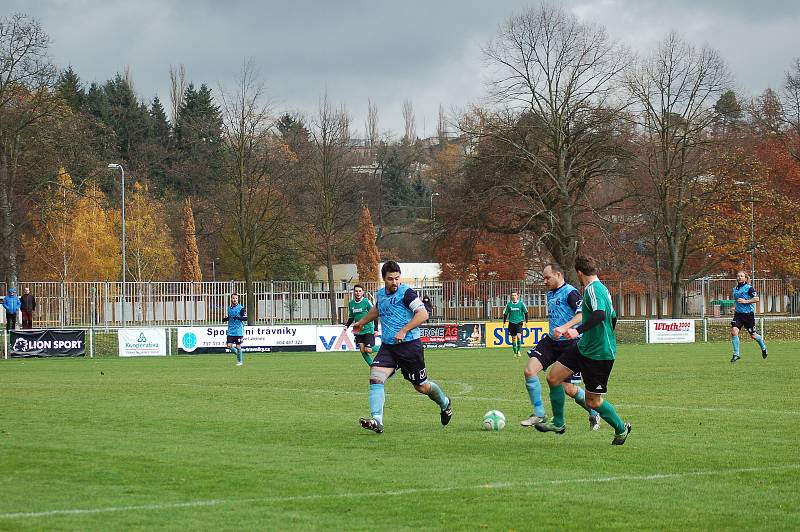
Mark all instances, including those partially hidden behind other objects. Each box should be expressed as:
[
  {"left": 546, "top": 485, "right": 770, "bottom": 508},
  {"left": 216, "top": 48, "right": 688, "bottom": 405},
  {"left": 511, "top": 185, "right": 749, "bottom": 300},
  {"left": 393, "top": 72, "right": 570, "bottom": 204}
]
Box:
[
  {"left": 223, "top": 292, "right": 247, "bottom": 366},
  {"left": 352, "top": 261, "right": 452, "bottom": 433}
]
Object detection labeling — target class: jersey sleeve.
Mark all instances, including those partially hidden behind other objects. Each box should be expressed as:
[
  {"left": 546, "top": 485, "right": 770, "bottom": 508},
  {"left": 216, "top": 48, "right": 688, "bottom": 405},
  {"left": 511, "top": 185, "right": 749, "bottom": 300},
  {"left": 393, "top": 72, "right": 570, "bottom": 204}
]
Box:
[
  {"left": 748, "top": 287, "right": 758, "bottom": 298},
  {"left": 403, "top": 288, "right": 425, "bottom": 312},
  {"left": 567, "top": 289, "right": 583, "bottom": 313}
]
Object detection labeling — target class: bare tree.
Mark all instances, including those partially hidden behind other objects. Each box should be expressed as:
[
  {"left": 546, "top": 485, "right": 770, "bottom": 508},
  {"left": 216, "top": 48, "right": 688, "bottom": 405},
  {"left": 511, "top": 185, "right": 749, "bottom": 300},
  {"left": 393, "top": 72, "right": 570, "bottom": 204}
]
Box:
[
  {"left": 169, "top": 63, "right": 187, "bottom": 125},
  {"left": 458, "top": 3, "right": 630, "bottom": 281},
  {"left": 365, "top": 99, "right": 379, "bottom": 149},
  {"left": 782, "top": 58, "right": 800, "bottom": 161},
  {"left": 295, "top": 94, "right": 361, "bottom": 323},
  {"left": 0, "top": 13, "right": 59, "bottom": 287},
  {"left": 218, "top": 60, "right": 292, "bottom": 320},
  {"left": 402, "top": 99, "right": 416, "bottom": 142},
  {"left": 625, "top": 31, "right": 732, "bottom": 316}
]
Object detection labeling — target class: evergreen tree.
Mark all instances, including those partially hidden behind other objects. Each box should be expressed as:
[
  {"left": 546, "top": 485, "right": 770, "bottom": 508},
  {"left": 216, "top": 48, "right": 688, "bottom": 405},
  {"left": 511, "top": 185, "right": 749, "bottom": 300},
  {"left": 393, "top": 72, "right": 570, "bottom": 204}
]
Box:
[
  {"left": 56, "top": 66, "right": 85, "bottom": 111},
  {"left": 356, "top": 205, "right": 380, "bottom": 284},
  {"left": 180, "top": 197, "right": 202, "bottom": 282},
  {"left": 173, "top": 83, "right": 225, "bottom": 195}
]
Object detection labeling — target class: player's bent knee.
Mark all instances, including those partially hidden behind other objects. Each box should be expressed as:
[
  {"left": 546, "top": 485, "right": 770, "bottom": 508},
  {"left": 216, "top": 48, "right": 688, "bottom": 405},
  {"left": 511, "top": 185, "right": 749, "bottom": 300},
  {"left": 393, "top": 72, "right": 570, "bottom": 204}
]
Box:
[
  {"left": 413, "top": 382, "right": 430, "bottom": 394},
  {"left": 586, "top": 396, "right": 603, "bottom": 409},
  {"left": 369, "top": 368, "right": 388, "bottom": 385}
]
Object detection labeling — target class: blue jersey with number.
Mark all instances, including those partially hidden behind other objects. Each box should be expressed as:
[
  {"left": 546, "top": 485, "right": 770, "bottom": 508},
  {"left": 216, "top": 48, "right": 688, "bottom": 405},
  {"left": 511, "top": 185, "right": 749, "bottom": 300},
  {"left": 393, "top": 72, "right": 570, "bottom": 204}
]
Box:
[
  {"left": 733, "top": 283, "right": 757, "bottom": 314},
  {"left": 226, "top": 304, "right": 247, "bottom": 336},
  {"left": 547, "top": 283, "right": 582, "bottom": 341},
  {"left": 376, "top": 284, "right": 424, "bottom": 344}
]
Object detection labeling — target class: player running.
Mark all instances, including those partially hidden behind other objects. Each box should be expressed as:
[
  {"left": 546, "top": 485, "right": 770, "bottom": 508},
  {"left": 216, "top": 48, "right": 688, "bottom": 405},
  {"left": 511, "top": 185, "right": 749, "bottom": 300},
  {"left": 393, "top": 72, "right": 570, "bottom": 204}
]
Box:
[
  {"left": 503, "top": 291, "right": 528, "bottom": 357},
  {"left": 345, "top": 284, "right": 377, "bottom": 365},
  {"left": 223, "top": 292, "right": 247, "bottom": 366},
  {"left": 520, "top": 263, "right": 600, "bottom": 430},
  {"left": 535, "top": 256, "right": 631, "bottom": 445},
  {"left": 730, "top": 270, "right": 768, "bottom": 363},
  {"left": 353, "top": 261, "right": 453, "bottom": 434}
]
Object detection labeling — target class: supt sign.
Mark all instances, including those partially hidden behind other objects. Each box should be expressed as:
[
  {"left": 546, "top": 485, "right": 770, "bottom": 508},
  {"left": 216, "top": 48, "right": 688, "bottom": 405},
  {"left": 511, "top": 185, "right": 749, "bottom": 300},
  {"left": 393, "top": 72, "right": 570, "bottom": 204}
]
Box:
[
  {"left": 648, "top": 319, "right": 695, "bottom": 343},
  {"left": 11, "top": 330, "right": 86, "bottom": 358}
]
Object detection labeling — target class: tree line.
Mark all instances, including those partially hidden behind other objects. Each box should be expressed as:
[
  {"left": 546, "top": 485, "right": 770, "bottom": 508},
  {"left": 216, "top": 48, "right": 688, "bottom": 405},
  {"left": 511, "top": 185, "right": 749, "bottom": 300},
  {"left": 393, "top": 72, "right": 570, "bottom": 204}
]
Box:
[{"left": 2, "top": 7, "right": 800, "bottom": 320}]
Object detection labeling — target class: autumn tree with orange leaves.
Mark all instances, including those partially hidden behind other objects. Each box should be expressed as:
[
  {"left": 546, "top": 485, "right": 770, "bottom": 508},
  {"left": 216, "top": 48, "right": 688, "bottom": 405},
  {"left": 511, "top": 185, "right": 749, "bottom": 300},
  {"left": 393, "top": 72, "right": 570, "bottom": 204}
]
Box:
[{"left": 355, "top": 205, "right": 380, "bottom": 285}]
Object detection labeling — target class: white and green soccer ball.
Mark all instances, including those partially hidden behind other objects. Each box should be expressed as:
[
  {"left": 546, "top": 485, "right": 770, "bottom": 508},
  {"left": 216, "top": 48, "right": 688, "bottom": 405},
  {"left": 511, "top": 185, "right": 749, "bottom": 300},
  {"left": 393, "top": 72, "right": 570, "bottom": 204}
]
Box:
[{"left": 482, "top": 410, "right": 506, "bottom": 431}]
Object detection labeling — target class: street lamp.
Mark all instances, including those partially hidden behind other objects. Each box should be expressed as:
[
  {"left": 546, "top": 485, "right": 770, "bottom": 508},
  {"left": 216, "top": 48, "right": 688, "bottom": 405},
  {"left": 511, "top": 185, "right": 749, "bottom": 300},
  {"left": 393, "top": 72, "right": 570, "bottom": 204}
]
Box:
[
  {"left": 734, "top": 180, "right": 756, "bottom": 282},
  {"left": 212, "top": 257, "right": 220, "bottom": 282},
  {"left": 430, "top": 192, "right": 440, "bottom": 220},
  {"left": 108, "top": 163, "right": 126, "bottom": 328}
]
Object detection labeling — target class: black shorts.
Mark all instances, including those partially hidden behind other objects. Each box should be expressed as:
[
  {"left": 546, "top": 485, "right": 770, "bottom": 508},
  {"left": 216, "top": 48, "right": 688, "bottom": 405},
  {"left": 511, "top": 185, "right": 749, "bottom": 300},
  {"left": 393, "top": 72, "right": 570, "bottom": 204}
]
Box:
[
  {"left": 731, "top": 312, "right": 756, "bottom": 334},
  {"left": 354, "top": 333, "right": 375, "bottom": 348},
  {"left": 507, "top": 322, "right": 523, "bottom": 336},
  {"left": 372, "top": 339, "right": 427, "bottom": 385},
  {"left": 529, "top": 335, "right": 583, "bottom": 383},
  {"left": 226, "top": 335, "right": 243, "bottom": 346},
  {"left": 555, "top": 343, "right": 614, "bottom": 394}
]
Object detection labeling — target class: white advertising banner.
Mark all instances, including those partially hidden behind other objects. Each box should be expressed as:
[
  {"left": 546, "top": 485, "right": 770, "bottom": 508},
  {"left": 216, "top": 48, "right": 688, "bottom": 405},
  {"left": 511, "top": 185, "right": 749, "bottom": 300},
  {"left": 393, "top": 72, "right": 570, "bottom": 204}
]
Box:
[
  {"left": 177, "top": 325, "right": 317, "bottom": 353},
  {"left": 118, "top": 328, "right": 168, "bottom": 357},
  {"left": 315, "top": 326, "right": 383, "bottom": 352},
  {"left": 648, "top": 319, "right": 696, "bottom": 343}
]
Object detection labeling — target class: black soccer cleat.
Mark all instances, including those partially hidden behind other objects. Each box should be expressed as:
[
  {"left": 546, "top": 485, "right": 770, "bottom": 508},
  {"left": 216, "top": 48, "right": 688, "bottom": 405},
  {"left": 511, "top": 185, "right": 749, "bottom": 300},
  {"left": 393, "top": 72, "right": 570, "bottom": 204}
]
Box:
[
  {"left": 730, "top": 354, "right": 740, "bottom": 363},
  {"left": 762, "top": 348, "right": 768, "bottom": 359},
  {"left": 359, "top": 417, "right": 384, "bottom": 434},
  {"left": 611, "top": 423, "right": 632, "bottom": 445},
  {"left": 440, "top": 398, "right": 453, "bottom": 426}
]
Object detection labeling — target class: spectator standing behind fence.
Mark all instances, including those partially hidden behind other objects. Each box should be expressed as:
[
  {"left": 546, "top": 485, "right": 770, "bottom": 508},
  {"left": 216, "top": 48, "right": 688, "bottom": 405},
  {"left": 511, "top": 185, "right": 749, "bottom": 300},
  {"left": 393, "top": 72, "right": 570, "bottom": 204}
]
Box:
[
  {"left": 2, "top": 287, "right": 21, "bottom": 331},
  {"left": 20, "top": 287, "right": 36, "bottom": 329}
]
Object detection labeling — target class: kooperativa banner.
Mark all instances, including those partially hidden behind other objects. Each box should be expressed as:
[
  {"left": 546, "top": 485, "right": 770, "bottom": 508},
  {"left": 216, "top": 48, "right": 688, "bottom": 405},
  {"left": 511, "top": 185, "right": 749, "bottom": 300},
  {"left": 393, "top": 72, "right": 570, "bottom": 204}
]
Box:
[{"left": 10, "top": 329, "right": 86, "bottom": 358}]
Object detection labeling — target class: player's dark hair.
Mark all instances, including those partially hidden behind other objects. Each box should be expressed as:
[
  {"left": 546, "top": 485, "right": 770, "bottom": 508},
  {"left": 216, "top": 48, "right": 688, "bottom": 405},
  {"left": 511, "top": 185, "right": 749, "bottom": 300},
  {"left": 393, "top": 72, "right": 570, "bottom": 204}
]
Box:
[
  {"left": 353, "top": 284, "right": 364, "bottom": 291},
  {"left": 381, "top": 261, "right": 401, "bottom": 279},
  {"left": 574, "top": 256, "right": 597, "bottom": 276},
  {"left": 545, "top": 263, "right": 564, "bottom": 275},
  {"left": 511, "top": 290, "right": 519, "bottom": 295}
]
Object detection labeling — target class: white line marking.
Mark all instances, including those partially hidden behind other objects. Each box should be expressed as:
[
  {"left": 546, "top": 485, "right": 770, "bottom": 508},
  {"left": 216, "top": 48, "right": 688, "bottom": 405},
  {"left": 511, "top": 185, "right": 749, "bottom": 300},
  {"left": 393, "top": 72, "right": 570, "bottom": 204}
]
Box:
[{"left": 2, "top": 464, "right": 797, "bottom": 520}]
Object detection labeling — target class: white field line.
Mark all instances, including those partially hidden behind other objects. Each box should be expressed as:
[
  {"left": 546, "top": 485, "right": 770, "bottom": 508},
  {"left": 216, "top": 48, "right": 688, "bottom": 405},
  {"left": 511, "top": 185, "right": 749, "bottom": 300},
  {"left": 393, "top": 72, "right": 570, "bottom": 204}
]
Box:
[{"left": 2, "top": 464, "right": 798, "bottom": 520}]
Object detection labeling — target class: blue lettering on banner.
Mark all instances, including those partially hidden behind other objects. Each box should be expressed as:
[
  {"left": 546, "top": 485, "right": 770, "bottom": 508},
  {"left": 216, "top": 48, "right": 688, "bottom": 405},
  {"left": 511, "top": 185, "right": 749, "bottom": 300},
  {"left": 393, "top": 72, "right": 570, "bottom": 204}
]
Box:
[
  {"left": 493, "top": 326, "right": 545, "bottom": 346},
  {"left": 319, "top": 336, "right": 336, "bottom": 350}
]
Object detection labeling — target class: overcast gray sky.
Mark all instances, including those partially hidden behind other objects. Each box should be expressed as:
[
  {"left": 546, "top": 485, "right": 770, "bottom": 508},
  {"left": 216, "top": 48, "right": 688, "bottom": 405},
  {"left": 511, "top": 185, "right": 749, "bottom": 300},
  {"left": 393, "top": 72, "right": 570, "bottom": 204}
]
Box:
[{"left": 7, "top": 0, "right": 800, "bottom": 137}]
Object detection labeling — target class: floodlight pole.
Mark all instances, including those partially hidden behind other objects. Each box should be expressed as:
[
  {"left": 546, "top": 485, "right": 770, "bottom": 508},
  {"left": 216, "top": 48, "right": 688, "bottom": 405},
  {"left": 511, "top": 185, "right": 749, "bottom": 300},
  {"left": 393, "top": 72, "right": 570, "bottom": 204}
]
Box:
[
  {"left": 430, "top": 192, "right": 440, "bottom": 220},
  {"left": 108, "top": 163, "right": 126, "bottom": 329}
]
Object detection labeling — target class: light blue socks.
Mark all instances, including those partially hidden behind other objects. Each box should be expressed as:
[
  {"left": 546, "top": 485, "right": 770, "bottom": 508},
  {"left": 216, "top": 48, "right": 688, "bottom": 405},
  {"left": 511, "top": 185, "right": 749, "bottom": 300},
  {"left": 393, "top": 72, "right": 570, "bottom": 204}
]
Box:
[
  {"left": 369, "top": 383, "right": 385, "bottom": 423},
  {"left": 573, "top": 387, "right": 599, "bottom": 418},
  {"left": 425, "top": 380, "right": 449, "bottom": 410},
  {"left": 525, "top": 376, "right": 546, "bottom": 417},
  {"left": 732, "top": 335, "right": 740, "bottom": 355}
]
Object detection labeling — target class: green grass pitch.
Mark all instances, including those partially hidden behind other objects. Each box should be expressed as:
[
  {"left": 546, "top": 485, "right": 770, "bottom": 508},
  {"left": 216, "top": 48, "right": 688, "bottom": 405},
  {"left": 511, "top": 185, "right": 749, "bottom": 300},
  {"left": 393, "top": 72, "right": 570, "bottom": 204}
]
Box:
[{"left": 1, "top": 342, "right": 798, "bottom": 530}]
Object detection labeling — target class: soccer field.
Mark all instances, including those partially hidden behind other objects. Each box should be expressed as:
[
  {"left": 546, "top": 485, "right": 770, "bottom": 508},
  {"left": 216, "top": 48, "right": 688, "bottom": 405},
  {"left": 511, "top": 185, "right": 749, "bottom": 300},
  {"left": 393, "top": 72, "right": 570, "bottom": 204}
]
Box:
[{"left": 1, "top": 343, "right": 798, "bottom": 530}]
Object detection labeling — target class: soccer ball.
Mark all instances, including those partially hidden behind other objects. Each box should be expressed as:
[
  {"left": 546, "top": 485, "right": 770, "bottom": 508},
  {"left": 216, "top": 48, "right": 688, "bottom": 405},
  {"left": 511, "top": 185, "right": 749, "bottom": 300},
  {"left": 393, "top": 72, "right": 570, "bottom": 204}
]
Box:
[{"left": 482, "top": 410, "right": 506, "bottom": 431}]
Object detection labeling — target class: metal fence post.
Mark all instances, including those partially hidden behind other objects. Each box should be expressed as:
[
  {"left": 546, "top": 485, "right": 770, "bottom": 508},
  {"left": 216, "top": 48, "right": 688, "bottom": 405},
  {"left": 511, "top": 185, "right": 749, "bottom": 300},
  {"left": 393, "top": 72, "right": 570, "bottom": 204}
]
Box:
[
  {"left": 89, "top": 328, "right": 94, "bottom": 358},
  {"left": 703, "top": 318, "right": 708, "bottom": 343},
  {"left": 4, "top": 329, "right": 7, "bottom": 359}
]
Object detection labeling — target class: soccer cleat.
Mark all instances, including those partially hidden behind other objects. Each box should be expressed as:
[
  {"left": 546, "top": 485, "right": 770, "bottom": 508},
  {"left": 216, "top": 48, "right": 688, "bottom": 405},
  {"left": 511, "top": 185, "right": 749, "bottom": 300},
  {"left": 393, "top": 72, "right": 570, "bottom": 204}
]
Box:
[
  {"left": 762, "top": 348, "right": 768, "bottom": 359},
  {"left": 534, "top": 420, "right": 566, "bottom": 434},
  {"left": 236, "top": 361, "right": 243, "bottom": 366},
  {"left": 611, "top": 423, "right": 632, "bottom": 445},
  {"left": 589, "top": 414, "right": 601, "bottom": 431},
  {"left": 730, "top": 354, "right": 740, "bottom": 363},
  {"left": 440, "top": 398, "right": 453, "bottom": 426},
  {"left": 520, "top": 414, "right": 547, "bottom": 427},
  {"left": 359, "top": 417, "right": 384, "bottom": 434}
]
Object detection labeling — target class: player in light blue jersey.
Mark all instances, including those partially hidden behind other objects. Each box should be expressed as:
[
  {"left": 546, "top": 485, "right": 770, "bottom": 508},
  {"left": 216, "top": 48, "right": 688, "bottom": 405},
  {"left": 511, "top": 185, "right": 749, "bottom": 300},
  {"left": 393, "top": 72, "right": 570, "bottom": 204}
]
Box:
[
  {"left": 353, "top": 261, "right": 453, "bottom": 433},
  {"left": 730, "top": 270, "right": 767, "bottom": 362},
  {"left": 520, "top": 264, "right": 600, "bottom": 430},
  {"left": 223, "top": 293, "right": 247, "bottom": 366}
]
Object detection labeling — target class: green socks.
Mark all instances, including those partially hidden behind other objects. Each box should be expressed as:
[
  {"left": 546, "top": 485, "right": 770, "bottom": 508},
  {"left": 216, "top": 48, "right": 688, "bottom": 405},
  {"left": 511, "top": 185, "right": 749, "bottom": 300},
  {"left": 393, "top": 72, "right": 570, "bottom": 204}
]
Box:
[
  {"left": 549, "top": 384, "right": 566, "bottom": 427},
  {"left": 595, "top": 399, "right": 626, "bottom": 434},
  {"left": 361, "top": 351, "right": 373, "bottom": 365}
]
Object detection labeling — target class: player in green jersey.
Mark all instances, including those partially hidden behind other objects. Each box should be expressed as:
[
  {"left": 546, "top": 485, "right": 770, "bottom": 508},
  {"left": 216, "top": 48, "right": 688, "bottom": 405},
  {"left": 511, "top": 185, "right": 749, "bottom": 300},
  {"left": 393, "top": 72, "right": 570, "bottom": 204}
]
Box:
[
  {"left": 503, "top": 291, "right": 528, "bottom": 357},
  {"left": 534, "top": 256, "right": 632, "bottom": 445},
  {"left": 345, "top": 284, "right": 377, "bottom": 365}
]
